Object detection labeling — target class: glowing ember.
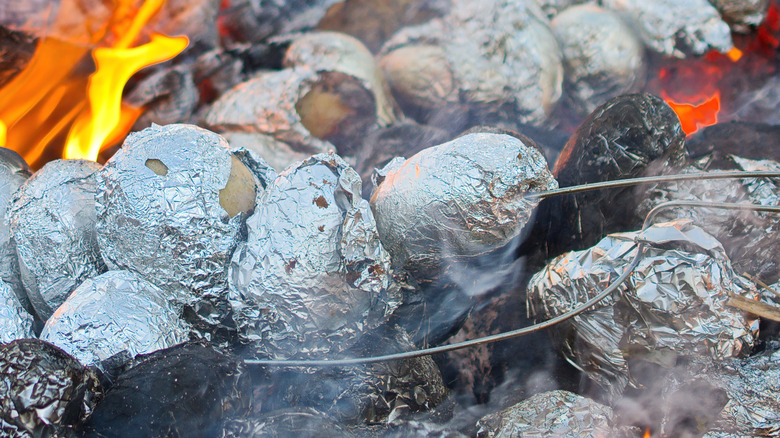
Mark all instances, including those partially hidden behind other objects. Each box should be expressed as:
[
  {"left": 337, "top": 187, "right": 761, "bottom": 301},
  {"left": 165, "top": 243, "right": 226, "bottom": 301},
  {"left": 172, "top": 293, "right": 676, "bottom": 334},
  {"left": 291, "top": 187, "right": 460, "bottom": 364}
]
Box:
[
  {"left": 643, "top": 428, "right": 651, "bottom": 438},
  {"left": 0, "top": 0, "right": 188, "bottom": 166},
  {"left": 663, "top": 90, "right": 721, "bottom": 136}
]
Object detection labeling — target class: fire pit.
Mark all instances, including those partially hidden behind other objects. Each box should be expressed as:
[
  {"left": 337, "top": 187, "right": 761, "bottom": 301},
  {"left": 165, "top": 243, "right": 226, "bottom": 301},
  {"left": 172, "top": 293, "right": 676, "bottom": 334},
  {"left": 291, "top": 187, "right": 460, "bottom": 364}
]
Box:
[{"left": 1, "top": 0, "right": 780, "bottom": 437}]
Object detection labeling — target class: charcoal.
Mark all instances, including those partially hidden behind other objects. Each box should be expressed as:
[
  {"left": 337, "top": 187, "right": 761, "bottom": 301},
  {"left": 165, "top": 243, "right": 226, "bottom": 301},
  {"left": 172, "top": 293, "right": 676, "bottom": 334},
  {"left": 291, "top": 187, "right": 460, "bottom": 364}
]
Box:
[
  {"left": 96, "top": 124, "right": 254, "bottom": 328},
  {"left": 686, "top": 122, "right": 780, "bottom": 165},
  {"left": 218, "top": 0, "right": 340, "bottom": 44},
  {"left": 221, "top": 408, "right": 354, "bottom": 438},
  {"left": 601, "top": 0, "right": 733, "bottom": 57},
  {"left": 259, "top": 324, "right": 447, "bottom": 424},
  {"left": 229, "top": 153, "right": 400, "bottom": 359},
  {"left": 40, "top": 270, "right": 190, "bottom": 368},
  {"left": 0, "top": 339, "right": 102, "bottom": 437},
  {"left": 146, "top": 0, "right": 222, "bottom": 49},
  {"left": 475, "top": 390, "right": 625, "bottom": 437},
  {"left": 0, "top": 26, "right": 35, "bottom": 88},
  {"left": 550, "top": 4, "right": 645, "bottom": 115},
  {"left": 82, "top": 341, "right": 252, "bottom": 438},
  {"left": 0, "top": 147, "right": 31, "bottom": 314},
  {"left": 125, "top": 65, "right": 199, "bottom": 129},
  {"left": 527, "top": 220, "right": 759, "bottom": 402},
  {"left": 379, "top": 0, "right": 563, "bottom": 127},
  {"left": 708, "top": 0, "right": 770, "bottom": 31},
  {"left": 0, "top": 278, "right": 33, "bottom": 343},
  {"left": 529, "top": 93, "right": 685, "bottom": 261},
  {"left": 637, "top": 156, "right": 780, "bottom": 283},
  {"left": 7, "top": 159, "right": 106, "bottom": 321}
]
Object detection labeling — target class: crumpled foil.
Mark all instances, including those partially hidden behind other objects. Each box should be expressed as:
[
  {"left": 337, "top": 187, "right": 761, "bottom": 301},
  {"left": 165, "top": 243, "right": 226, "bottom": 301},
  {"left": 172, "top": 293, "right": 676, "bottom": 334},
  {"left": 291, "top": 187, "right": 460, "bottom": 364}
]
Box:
[
  {"left": 83, "top": 341, "right": 251, "bottom": 438},
  {"left": 0, "top": 339, "right": 102, "bottom": 437},
  {"left": 638, "top": 156, "right": 780, "bottom": 283},
  {"left": 527, "top": 220, "right": 759, "bottom": 402},
  {"left": 96, "top": 124, "right": 248, "bottom": 313},
  {"left": 371, "top": 132, "right": 558, "bottom": 285},
  {"left": 205, "top": 68, "right": 336, "bottom": 155},
  {"left": 39, "top": 270, "right": 190, "bottom": 368},
  {"left": 0, "top": 148, "right": 31, "bottom": 315},
  {"left": 258, "top": 324, "right": 447, "bottom": 424},
  {"left": 229, "top": 152, "right": 400, "bottom": 359},
  {"left": 476, "top": 390, "right": 620, "bottom": 437},
  {"left": 0, "top": 279, "right": 33, "bottom": 344},
  {"left": 380, "top": 0, "right": 563, "bottom": 125},
  {"left": 221, "top": 408, "right": 355, "bottom": 438},
  {"left": 550, "top": 4, "right": 645, "bottom": 115},
  {"left": 601, "top": 0, "right": 733, "bottom": 58},
  {"left": 708, "top": 0, "right": 770, "bottom": 31},
  {"left": 7, "top": 159, "right": 106, "bottom": 321},
  {"left": 537, "top": 0, "right": 587, "bottom": 18}
]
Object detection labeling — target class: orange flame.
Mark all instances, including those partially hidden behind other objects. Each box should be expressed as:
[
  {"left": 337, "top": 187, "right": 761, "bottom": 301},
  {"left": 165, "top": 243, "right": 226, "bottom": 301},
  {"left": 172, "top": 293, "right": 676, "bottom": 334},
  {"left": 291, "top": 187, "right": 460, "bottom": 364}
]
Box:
[
  {"left": 0, "top": 0, "right": 188, "bottom": 166},
  {"left": 663, "top": 90, "right": 721, "bottom": 136},
  {"left": 643, "top": 428, "right": 652, "bottom": 438}
]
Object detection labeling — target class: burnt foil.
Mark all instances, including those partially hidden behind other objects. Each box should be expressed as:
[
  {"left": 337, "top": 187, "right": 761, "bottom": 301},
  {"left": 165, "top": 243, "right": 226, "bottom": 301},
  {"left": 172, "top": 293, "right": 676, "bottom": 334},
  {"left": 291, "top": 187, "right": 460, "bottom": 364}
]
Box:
[
  {"left": 40, "top": 270, "right": 190, "bottom": 368},
  {"left": 82, "top": 341, "right": 251, "bottom": 438},
  {"left": 96, "top": 124, "right": 246, "bottom": 314},
  {"left": 380, "top": 0, "right": 563, "bottom": 126},
  {"left": 7, "top": 159, "right": 106, "bottom": 321},
  {"left": 370, "top": 132, "right": 557, "bottom": 286},
  {"left": 204, "top": 68, "right": 336, "bottom": 154},
  {"left": 708, "top": 0, "right": 770, "bottom": 31},
  {"left": 600, "top": 0, "right": 733, "bottom": 57},
  {"left": 0, "top": 279, "right": 33, "bottom": 343},
  {"left": 550, "top": 4, "right": 646, "bottom": 115},
  {"left": 0, "top": 148, "right": 31, "bottom": 314},
  {"left": 221, "top": 408, "right": 355, "bottom": 438},
  {"left": 527, "top": 220, "right": 759, "bottom": 402},
  {"left": 258, "top": 324, "right": 447, "bottom": 424},
  {"left": 229, "top": 153, "right": 400, "bottom": 359},
  {"left": 637, "top": 156, "right": 780, "bottom": 283},
  {"left": 475, "top": 390, "right": 621, "bottom": 437},
  {"left": 0, "top": 339, "right": 102, "bottom": 437}
]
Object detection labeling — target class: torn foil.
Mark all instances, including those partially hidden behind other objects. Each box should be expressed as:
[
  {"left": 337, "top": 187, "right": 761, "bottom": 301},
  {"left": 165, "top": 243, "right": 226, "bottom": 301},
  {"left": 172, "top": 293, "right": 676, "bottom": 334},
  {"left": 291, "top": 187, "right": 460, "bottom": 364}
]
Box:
[
  {"left": 637, "top": 156, "right": 780, "bottom": 283},
  {"left": 96, "top": 124, "right": 248, "bottom": 312},
  {"left": 527, "top": 220, "right": 759, "bottom": 402},
  {"left": 476, "top": 390, "right": 621, "bottom": 437},
  {"left": 7, "top": 159, "right": 106, "bottom": 321},
  {"left": 40, "top": 270, "right": 190, "bottom": 368},
  {"left": 0, "top": 279, "right": 33, "bottom": 344},
  {"left": 601, "top": 0, "right": 733, "bottom": 58},
  {"left": 709, "top": 0, "right": 770, "bottom": 31},
  {"left": 370, "top": 132, "right": 557, "bottom": 285},
  {"left": 229, "top": 153, "right": 400, "bottom": 359},
  {"left": 0, "top": 339, "right": 102, "bottom": 437},
  {"left": 0, "top": 148, "right": 31, "bottom": 315}
]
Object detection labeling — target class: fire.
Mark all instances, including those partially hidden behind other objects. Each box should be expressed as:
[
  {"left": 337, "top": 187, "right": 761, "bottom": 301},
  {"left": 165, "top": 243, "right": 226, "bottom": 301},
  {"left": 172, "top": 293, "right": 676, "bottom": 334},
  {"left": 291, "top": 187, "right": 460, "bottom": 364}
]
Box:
[
  {"left": 0, "top": 0, "right": 188, "bottom": 167},
  {"left": 662, "top": 90, "right": 721, "bottom": 136}
]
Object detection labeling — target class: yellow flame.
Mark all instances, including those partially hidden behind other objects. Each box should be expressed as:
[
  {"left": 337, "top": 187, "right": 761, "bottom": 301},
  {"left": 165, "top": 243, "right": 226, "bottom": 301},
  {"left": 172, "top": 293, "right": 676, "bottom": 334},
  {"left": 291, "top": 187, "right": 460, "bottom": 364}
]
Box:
[{"left": 727, "top": 47, "right": 743, "bottom": 62}]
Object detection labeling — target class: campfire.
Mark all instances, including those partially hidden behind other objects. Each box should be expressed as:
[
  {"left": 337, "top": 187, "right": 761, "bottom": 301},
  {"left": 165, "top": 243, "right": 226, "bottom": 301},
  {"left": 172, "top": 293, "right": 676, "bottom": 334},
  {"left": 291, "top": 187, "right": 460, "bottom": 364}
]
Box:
[{"left": 1, "top": 0, "right": 780, "bottom": 436}]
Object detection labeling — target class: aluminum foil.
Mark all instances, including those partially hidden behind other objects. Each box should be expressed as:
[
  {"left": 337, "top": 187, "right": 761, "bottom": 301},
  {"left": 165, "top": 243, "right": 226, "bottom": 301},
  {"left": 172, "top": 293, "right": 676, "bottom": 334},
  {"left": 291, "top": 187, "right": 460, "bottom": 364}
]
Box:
[
  {"left": 0, "top": 148, "right": 31, "bottom": 315},
  {"left": 550, "top": 4, "right": 645, "bottom": 115},
  {"left": 536, "top": 0, "right": 587, "bottom": 18},
  {"left": 709, "top": 0, "right": 770, "bottom": 31},
  {"left": 0, "top": 339, "right": 102, "bottom": 437},
  {"left": 39, "top": 270, "right": 190, "bottom": 368},
  {"left": 0, "top": 278, "right": 33, "bottom": 343},
  {"left": 96, "top": 124, "right": 249, "bottom": 313},
  {"left": 527, "top": 220, "right": 759, "bottom": 402},
  {"left": 370, "top": 132, "right": 558, "bottom": 285},
  {"left": 380, "top": 0, "right": 563, "bottom": 126},
  {"left": 204, "top": 68, "right": 336, "bottom": 155},
  {"left": 637, "top": 156, "right": 780, "bottom": 283},
  {"left": 601, "top": 0, "right": 733, "bottom": 57},
  {"left": 7, "top": 159, "right": 106, "bottom": 321},
  {"left": 229, "top": 153, "right": 400, "bottom": 359},
  {"left": 221, "top": 408, "right": 355, "bottom": 438},
  {"left": 475, "top": 390, "right": 618, "bottom": 437},
  {"left": 224, "top": 132, "right": 307, "bottom": 177}
]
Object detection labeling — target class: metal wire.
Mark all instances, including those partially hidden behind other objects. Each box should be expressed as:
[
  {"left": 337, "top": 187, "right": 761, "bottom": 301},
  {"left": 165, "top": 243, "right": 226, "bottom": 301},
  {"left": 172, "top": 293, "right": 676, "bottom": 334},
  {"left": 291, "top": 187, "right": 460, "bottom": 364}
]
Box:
[{"left": 244, "top": 171, "right": 780, "bottom": 368}]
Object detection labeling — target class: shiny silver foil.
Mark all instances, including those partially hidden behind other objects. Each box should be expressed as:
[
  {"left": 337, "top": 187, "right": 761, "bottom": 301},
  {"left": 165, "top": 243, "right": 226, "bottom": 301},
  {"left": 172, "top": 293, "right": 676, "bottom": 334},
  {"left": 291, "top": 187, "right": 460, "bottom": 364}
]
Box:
[
  {"left": 0, "top": 148, "right": 31, "bottom": 315},
  {"left": 229, "top": 153, "right": 400, "bottom": 359},
  {"left": 224, "top": 132, "right": 306, "bottom": 177},
  {"left": 380, "top": 0, "right": 563, "bottom": 125},
  {"left": 40, "top": 270, "right": 190, "bottom": 368},
  {"left": 7, "top": 159, "right": 106, "bottom": 321},
  {"left": 601, "top": 0, "right": 733, "bottom": 57},
  {"left": 0, "top": 339, "right": 102, "bottom": 437},
  {"left": 370, "top": 132, "right": 558, "bottom": 285},
  {"left": 527, "top": 220, "right": 759, "bottom": 401},
  {"left": 709, "top": 0, "right": 770, "bottom": 31},
  {"left": 475, "top": 390, "right": 618, "bottom": 437},
  {"left": 536, "top": 0, "right": 587, "bottom": 18},
  {"left": 0, "top": 278, "right": 33, "bottom": 344},
  {"left": 96, "top": 124, "right": 247, "bottom": 311},
  {"left": 204, "top": 68, "right": 336, "bottom": 155},
  {"left": 551, "top": 4, "right": 645, "bottom": 115},
  {"left": 221, "top": 408, "right": 355, "bottom": 438}
]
